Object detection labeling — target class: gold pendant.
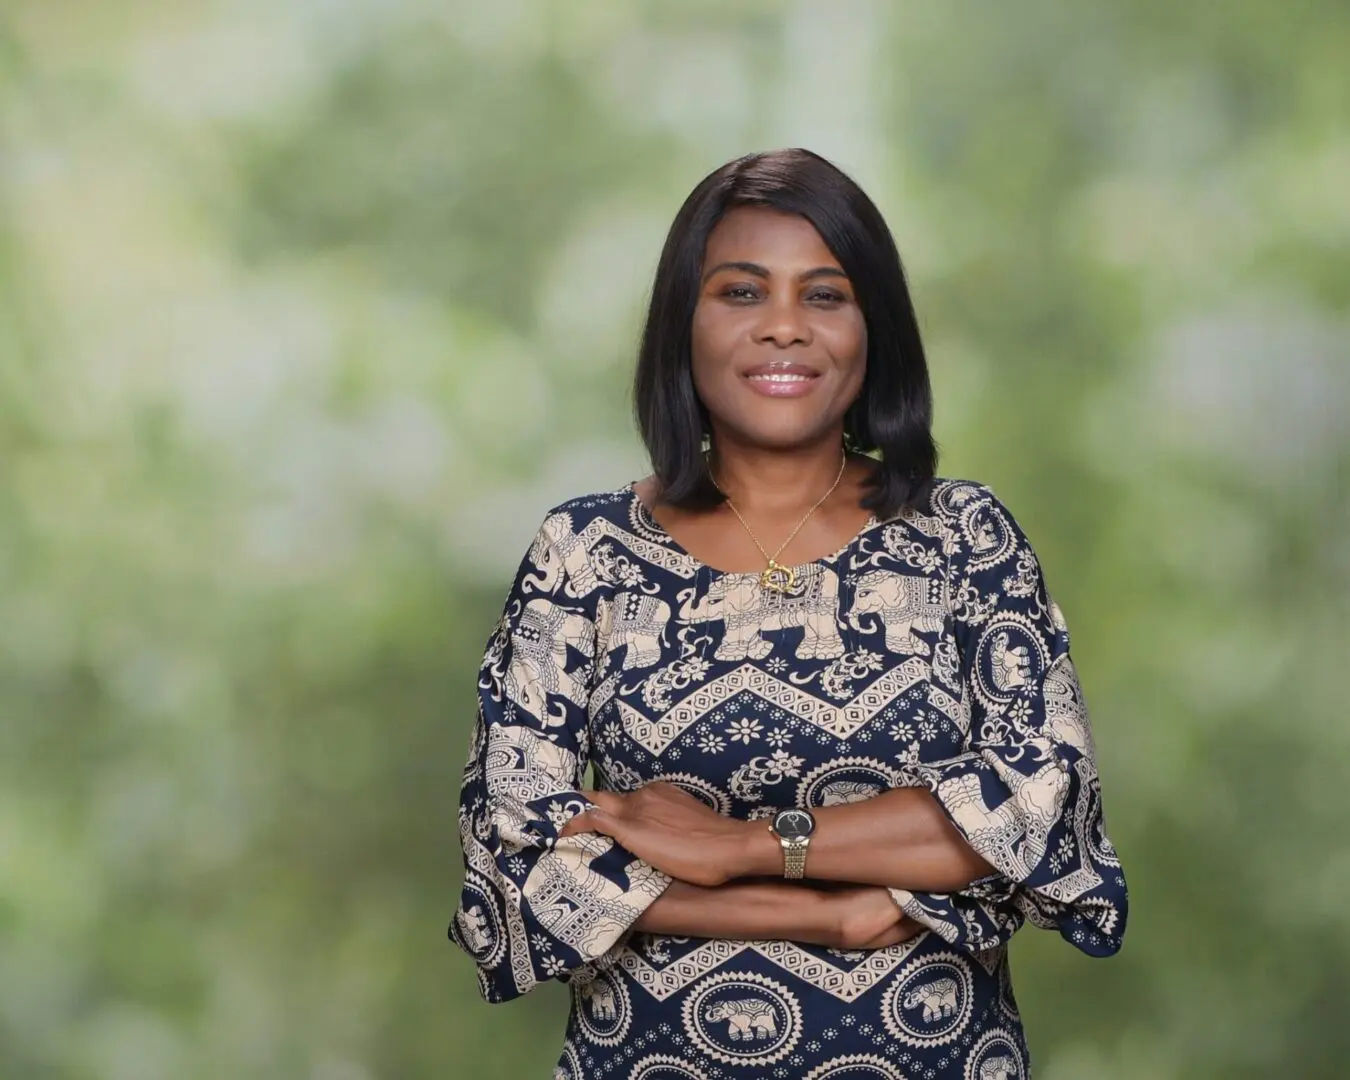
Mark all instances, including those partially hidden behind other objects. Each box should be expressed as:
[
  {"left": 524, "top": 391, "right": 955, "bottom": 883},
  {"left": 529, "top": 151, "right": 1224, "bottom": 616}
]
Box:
[{"left": 759, "top": 560, "right": 796, "bottom": 594}]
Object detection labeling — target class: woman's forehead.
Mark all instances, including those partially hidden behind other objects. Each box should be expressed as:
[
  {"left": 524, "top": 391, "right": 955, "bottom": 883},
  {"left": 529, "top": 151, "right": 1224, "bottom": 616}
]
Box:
[{"left": 703, "top": 206, "right": 840, "bottom": 269}]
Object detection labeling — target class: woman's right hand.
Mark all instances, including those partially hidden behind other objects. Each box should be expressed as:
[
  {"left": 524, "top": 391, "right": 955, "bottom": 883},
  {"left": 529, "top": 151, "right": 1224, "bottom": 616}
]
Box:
[
  {"left": 631, "top": 877, "right": 927, "bottom": 952},
  {"left": 827, "top": 885, "right": 927, "bottom": 950}
]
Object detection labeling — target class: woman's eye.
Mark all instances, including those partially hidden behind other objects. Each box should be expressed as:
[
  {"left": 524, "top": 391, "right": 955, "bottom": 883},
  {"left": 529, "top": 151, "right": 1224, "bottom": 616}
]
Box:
[{"left": 717, "top": 284, "right": 847, "bottom": 303}]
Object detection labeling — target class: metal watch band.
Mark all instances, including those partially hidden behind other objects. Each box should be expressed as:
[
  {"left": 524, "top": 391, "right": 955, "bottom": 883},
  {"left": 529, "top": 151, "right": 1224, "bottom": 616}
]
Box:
[{"left": 781, "top": 837, "right": 809, "bottom": 879}]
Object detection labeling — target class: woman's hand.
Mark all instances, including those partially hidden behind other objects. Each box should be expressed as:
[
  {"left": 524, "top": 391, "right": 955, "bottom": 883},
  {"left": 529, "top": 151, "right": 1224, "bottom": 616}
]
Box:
[
  {"left": 559, "top": 782, "right": 760, "bottom": 887},
  {"left": 828, "top": 885, "right": 927, "bottom": 950},
  {"left": 630, "top": 878, "right": 928, "bottom": 953},
  {"left": 560, "top": 785, "right": 926, "bottom": 948}
]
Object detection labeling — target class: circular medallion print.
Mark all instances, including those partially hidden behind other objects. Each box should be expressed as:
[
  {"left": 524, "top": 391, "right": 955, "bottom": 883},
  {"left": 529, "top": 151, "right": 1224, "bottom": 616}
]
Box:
[
  {"left": 880, "top": 950, "right": 974, "bottom": 1048},
  {"left": 958, "top": 496, "right": 1017, "bottom": 571},
  {"left": 932, "top": 480, "right": 983, "bottom": 518},
  {"left": 574, "top": 966, "right": 631, "bottom": 1047},
  {"left": 628, "top": 1055, "right": 710, "bottom": 1080},
  {"left": 964, "top": 1028, "right": 1026, "bottom": 1080},
  {"left": 970, "top": 613, "right": 1049, "bottom": 708},
  {"left": 660, "top": 772, "right": 732, "bottom": 816},
  {"left": 804, "top": 1054, "right": 908, "bottom": 1079},
  {"left": 798, "top": 756, "right": 897, "bottom": 808},
  {"left": 1080, "top": 776, "right": 1120, "bottom": 869},
  {"left": 554, "top": 1041, "right": 582, "bottom": 1080},
  {"left": 681, "top": 971, "right": 802, "bottom": 1066},
  {"left": 455, "top": 871, "right": 506, "bottom": 968}
]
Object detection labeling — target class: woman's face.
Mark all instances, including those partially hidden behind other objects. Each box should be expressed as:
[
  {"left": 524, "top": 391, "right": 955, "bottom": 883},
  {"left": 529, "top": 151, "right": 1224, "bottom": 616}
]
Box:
[{"left": 691, "top": 206, "right": 867, "bottom": 451}]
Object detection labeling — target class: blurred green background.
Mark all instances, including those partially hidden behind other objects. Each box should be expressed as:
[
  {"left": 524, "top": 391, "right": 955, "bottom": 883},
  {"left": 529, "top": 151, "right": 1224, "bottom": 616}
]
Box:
[{"left": 2, "top": 2, "right": 1347, "bottom": 1078}]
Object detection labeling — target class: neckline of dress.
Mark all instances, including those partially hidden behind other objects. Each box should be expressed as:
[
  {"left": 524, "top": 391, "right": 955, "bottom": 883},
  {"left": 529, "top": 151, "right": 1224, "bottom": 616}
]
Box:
[{"left": 624, "top": 480, "right": 887, "bottom": 580}]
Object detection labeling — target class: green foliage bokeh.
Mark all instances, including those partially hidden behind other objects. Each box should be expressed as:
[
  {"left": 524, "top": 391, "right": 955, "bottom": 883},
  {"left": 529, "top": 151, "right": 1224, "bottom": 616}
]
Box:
[{"left": 1, "top": 3, "right": 1346, "bottom": 1077}]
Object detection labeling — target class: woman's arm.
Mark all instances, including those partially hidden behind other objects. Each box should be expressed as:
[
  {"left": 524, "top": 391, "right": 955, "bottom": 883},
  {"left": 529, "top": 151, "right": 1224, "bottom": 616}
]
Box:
[
  {"left": 565, "top": 485, "right": 1129, "bottom": 958},
  {"left": 450, "top": 516, "right": 673, "bottom": 1004},
  {"left": 563, "top": 781, "right": 989, "bottom": 893},
  {"left": 738, "top": 787, "right": 994, "bottom": 891},
  {"left": 632, "top": 878, "right": 926, "bottom": 951}
]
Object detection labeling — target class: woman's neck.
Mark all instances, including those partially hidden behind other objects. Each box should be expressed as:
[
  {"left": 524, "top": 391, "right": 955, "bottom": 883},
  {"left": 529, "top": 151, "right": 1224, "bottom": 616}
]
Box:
[{"left": 706, "top": 436, "right": 853, "bottom": 517}]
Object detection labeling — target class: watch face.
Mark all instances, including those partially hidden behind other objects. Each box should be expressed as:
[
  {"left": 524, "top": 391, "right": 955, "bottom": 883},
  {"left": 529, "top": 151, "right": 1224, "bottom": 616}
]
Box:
[{"left": 773, "top": 808, "right": 816, "bottom": 840}]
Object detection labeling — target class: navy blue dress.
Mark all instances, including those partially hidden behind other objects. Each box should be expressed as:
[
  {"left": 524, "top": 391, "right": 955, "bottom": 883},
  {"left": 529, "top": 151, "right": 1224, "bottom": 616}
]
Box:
[{"left": 451, "top": 478, "right": 1127, "bottom": 1079}]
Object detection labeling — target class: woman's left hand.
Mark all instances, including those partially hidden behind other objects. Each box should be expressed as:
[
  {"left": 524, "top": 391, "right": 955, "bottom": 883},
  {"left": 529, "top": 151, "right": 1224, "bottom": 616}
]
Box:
[{"left": 559, "top": 782, "right": 760, "bottom": 887}]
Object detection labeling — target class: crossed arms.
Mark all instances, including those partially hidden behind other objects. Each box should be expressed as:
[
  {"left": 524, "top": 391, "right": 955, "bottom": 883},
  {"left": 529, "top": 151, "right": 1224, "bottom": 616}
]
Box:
[{"left": 560, "top": 779, "right": 994, "bottom": 950}]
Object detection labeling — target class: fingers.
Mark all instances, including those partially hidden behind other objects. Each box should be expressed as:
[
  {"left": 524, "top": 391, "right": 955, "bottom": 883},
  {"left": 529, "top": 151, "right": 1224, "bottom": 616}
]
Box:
[
  {"left": 860, "top": 917, "right": 926, "bottom": 950},
  {"left": 856, "top": 927, "right": 897, "bottom": 949},
  {"left": 559, "top": 790, "right": 627, "bottom": 836},
  {"left": 579, "top": 789, "right": 625, "bottom": 813},
  {"left": 559, "top": 806, "right": 604, "bottom": 837},
  {"left": 881, "top": 916, "right": 924, "bottom": 944},
  {"left": 559, "top": 806, "right": 625, "bottom": 843}
]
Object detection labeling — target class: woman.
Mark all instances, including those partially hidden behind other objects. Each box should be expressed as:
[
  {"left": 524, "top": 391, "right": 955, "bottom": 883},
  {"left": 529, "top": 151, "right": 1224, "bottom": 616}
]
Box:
[{"left": 450, "top": 148, "right": 1127, "bottom": 1080}]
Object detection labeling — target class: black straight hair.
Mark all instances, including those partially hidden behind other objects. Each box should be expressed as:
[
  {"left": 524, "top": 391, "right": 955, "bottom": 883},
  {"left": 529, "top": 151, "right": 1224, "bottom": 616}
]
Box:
[{"left": 632, "top": 147, "right": 938, "bottom": 521}]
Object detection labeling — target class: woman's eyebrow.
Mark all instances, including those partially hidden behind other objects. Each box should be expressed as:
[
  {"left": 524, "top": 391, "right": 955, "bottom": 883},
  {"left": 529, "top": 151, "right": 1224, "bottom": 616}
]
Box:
[
  {"left": 800, "top": 266, "right": 848, "bottom": 282},
  {"left": 702, "top": 260, "right": 768, "bottom": 283},
  {"left": 701, "top": 261, "right": 849, "bottom": 284}
]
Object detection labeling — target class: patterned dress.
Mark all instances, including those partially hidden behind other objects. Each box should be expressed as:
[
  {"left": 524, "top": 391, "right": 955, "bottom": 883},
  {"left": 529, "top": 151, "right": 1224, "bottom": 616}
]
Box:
[{"left": 451, "top": 477, "right": 1128, "bottom": 1080}]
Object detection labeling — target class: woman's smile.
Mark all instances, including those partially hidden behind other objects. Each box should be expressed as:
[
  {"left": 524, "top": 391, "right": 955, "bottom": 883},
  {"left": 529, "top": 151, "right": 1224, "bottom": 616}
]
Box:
[
  {"left": 742, "top": 360, "right": 822, "bottom": 397},
  {"left": 691, "top": 206, "right": 868, "bottom": 447},
  {"left": 453, "top": 149, "right": 1127, "bottom": 1080}
]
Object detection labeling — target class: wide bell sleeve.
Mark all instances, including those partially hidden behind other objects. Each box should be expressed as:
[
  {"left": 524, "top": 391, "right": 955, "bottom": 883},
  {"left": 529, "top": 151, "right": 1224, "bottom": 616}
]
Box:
[
  {"left": 448, "top": 511, "right": 671, "bottom": 1002},
  {"left": 899, "top": 485, "right": 1128, "bottom": 957},
  {"left": 886, "top": 875, "right": 1025, "bottom": 955}
]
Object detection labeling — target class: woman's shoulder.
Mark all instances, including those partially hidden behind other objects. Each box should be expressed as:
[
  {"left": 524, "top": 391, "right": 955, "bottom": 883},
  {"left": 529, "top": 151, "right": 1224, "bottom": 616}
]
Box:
[
  {"left": 532, "top": 481, "right": 641, "bottom": 543},
  {"left": 545, "top": 483, "right": 634, "bottom": 515},
  {"left": 508, "top": 484, "right": 645, "bottom": 602},
  {"left": 913, "top": 475, "right": 1002, "bottom": 522},
  {"left": 903, "top": 476, "right": 1036, "bottom": 556},
  {"left": 544, "top": 482, "right": 636, "bottom": 518}
]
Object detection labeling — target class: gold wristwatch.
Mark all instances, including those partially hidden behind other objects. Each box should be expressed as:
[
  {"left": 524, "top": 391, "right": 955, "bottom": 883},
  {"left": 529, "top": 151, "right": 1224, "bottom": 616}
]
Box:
[{"left": 768, "top": 807, "right": 816, "bottom": 879}]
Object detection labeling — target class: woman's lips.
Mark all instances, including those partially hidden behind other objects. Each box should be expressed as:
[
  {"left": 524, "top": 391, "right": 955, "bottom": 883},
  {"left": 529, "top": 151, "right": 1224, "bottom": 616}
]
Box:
[{"left": 742, "top": 364, "right": 821, "bottom": 398}]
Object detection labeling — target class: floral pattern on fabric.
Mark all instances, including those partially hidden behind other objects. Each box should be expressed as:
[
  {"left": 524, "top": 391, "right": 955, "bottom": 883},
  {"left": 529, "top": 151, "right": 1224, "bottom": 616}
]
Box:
[{"left": 451, "top": 477, "right": 1127, "bottom": 1077}]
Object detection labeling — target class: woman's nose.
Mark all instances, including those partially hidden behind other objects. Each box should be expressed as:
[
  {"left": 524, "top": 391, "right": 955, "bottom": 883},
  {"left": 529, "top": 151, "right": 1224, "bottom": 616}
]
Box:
[{"left": 753, "top": 298, "right": 812, "bottom": 347}]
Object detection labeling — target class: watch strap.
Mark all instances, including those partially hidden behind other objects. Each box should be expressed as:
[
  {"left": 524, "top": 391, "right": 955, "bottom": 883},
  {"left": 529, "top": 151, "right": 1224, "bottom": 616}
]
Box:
[{"left": 781, "top": 837, "right": 809, "bottom": 879}]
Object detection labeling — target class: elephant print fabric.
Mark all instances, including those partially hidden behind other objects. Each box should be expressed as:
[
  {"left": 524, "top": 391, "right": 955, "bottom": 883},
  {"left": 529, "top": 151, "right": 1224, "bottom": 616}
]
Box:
[{"left": 451, "top": 478, "right": 1128, "bottom": 1079}]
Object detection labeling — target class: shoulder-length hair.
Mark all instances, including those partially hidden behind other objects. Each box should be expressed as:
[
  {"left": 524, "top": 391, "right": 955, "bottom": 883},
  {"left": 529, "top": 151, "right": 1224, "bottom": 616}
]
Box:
[{"left": 632, "top": 147, "right": 937, "bottom": 520}]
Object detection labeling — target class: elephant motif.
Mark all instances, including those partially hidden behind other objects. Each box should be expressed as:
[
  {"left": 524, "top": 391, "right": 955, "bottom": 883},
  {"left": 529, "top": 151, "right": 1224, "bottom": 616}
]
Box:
[
  {"left": 934, "top": 738, "right": 1070, "bottom": 877},
  {"left": 818, "top": 779, "right": 881, "bottom": 806},
  {"left": 979, "top": 1054, "right": 1018, "bottom": 1080},
  {"left": 903, "top": 977, "right": 960, "bottom": 1022},
  {"left": 847, "top": 570, "right": 947, "bottom": 655},
  {"left": 522, "top": 521, "right": 568, "bottom": 593},
  {"left": 989, "top": 631, "right": 1031, "bottom": 691},
  {"left": 456, "top": 904, "right": 493, "bottom": 955},
  {"left": 704, "top": 997, "right": 778, "bottom": 1041},
  {"left": 581, "top": 981, "right": 617, "bottom": 1021},
  {"left": 1042, "top": 654, "right": 1095, "bottom": 759},
  {"left": 505, "top": 599, "right": 593, "bottom": 728},
  {"left": 971, "top": 516, "right": 1000, "bottom": 554},
  {"left": 677, "top": 569, "right": 844, "bottom": 661},
  {"left": 597, "top": 591, "right": 671, "bottom": 672}
]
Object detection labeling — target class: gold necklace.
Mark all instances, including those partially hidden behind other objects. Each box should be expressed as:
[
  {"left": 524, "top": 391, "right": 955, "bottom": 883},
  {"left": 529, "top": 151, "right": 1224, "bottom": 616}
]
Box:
[{"left": 716, "top": 452, "right": 848, "bottom": 595}]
